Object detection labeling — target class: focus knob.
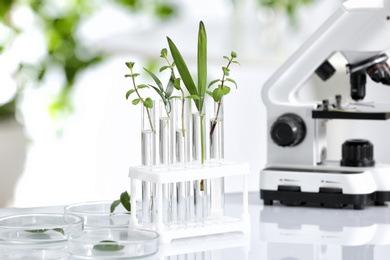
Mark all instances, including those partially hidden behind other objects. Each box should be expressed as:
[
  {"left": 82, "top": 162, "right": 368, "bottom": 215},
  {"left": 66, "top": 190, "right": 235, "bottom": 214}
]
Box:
[
  {"left": 270, "top": 114, "right": 306, "bottom": 147},
  {"left": 340, "top": 139, "right": 375, "bottom": 167}
]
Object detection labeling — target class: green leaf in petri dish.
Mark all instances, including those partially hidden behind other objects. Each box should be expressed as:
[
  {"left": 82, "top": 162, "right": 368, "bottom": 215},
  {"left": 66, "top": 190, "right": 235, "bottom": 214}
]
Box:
[{"left": 93, "top": 240, "right": 125, "bottom": 251}]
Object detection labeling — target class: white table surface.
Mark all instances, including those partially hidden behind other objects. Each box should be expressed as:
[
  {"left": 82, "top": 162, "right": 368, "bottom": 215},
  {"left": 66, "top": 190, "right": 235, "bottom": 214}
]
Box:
[{"left": 1, "top": 192, "right": 390, "bottom": 259}]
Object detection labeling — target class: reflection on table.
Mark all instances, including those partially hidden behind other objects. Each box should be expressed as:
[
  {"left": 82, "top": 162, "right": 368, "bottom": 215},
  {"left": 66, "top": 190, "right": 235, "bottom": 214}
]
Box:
[{"left": 259, "top": 202, "right": 390, "bottom": 260}]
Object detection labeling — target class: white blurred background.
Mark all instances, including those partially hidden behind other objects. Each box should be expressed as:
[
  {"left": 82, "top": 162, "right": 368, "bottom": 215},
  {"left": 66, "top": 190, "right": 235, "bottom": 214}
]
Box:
[{"left": 0, "top": 0, "right": 367, "bottom": 207}]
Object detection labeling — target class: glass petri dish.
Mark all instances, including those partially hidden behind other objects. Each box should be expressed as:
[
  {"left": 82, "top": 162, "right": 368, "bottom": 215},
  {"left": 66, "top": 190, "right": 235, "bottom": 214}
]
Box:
[
  {"left": 68, "top": 227, "right": 159, "bottom": 259},
  {"left": 64, "top": 201, "right": 131, "bottom": 229},
  {"left": 0, "top": 243, "right": 69, "bottom": 260},
  {"left": 0, "top": 213, "right": 83, "bottom": 245}
]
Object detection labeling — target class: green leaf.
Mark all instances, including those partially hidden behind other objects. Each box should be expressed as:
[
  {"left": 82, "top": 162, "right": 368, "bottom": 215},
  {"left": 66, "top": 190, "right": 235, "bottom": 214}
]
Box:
[
  {"left": 197, "top": 21, "right": 207, "bottom": 110},
  {"left": 132, "top": 98, "right": 141, "bottom": 105},
  {"left": 167, "top": 37, "right": 198, "bottom": 107},
  {"left": 150, "top": 85, "right": 167, "bottom": 105},
  {"left": 232, "top": 60, "right": 241, "bottom": 65},
  {"left": 186, "top": 94, "right": 200, "bottom": 100},
  {"left": 110, "top": 200, "right": 121, "bottom": 213},
  {"left": 155, "top": 3, "right": 175, "bottom": 19},
  {"left": 144, "top": 68, "right": 164, "bottom": 92},
  {"left": 25, "top": 229, "right": 49, "bottom": 234},
  {"left": 170, "top": 96, "right": 181, "bottom": 99},
  {"left": 160, "top": 48, "right": 168, "bottom": 58},
  {"left": 144, "top": 97, "right": 154, "bottom": 109},
  {"left": 38, "top": 66, "right": 46, "bottom": 81},
  {"left": 120, "top": 191, "right": 131, "bottom": 212},
  {"left": 206, "top": 90, "right": 213, "bottom": 97},
  {"left": 124, "top": 73, "right": 139, "bottom": 78},
  {"left": 93, "top": 240, "right": 125, "bottom": 252},
  {"left": 226, "top": 78, "right": 238, "bottom": 88},
  {"left": 159, "top": 65, "right": 170, "bottom": 72},
  {"left": 223, "top": 56, "right": 230, "bottom": 61},
  {"left": 125, "top": 62, "right": 134, "bottom": 69},
  {"left": 231, "top": 51, "right": 237, "bottom": 58},
  {"left": 126, "top": 89, "right": 135, "bottom": 99},
  {"left": 137, "top": 84, "right": 149, "bottom": 89},
  {"left": 222, "top": 85, "right": 231, "bottom": 95},
  {"left": 174, "top": 78, "right": 181, "bottom": 90},
  {"left": 53, "top": 228, "right": 65, "bottom": 236},
  {"left": 222, "top": 67, "right": 230, "bottom": 76},
  {"left": 165, "top": 72, "right": 175, "bottom": 98},
  {"left": 208, "top": 79, "right": 220, "bottom": 89},
  {"left": 24, "top": 227, "right": 65, "bottom": 236},
  {"left": 212, "top": 87, "right": 225, "bottom": 102}
]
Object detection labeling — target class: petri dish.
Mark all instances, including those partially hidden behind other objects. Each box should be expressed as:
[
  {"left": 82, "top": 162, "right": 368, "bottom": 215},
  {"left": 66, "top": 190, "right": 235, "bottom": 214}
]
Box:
[
  {"left": 0, "top": 243, "right": 69, "bottom": 260},
  {"left": 64, "top": 201, "right": 131, "bottom": 229},
  {"left": 68, "top": 227, "right": 159, "bottom": 259},
  {"left": 0, "top": 213, "right": 83, "bottom": 245}
]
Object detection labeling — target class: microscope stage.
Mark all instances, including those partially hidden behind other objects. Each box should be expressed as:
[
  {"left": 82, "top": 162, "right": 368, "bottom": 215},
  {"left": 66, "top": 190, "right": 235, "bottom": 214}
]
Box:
[
  {"left": 312, "top": 102, "right": 390, "bottom": 120},
  {"left": 312, "top": 110, "right": 390, "bottom": 120}
]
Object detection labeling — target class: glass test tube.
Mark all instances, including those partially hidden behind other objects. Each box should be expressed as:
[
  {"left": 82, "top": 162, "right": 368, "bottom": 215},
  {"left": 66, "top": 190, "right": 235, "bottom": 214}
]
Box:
[
  {"left": 192, "top": 101, "right": 210, "bottom": 220},
  {"left": 159, "top": 100, "right": 176, "bottom": 223},
  {"left": 210, "top": 100, "right": 225, "bottom": 218},
  {"left": 141, "top": 102, "right": 156, "bottom": 223},
  {"left": 174, "top": 99, "right": 191, "bottom": 222}
]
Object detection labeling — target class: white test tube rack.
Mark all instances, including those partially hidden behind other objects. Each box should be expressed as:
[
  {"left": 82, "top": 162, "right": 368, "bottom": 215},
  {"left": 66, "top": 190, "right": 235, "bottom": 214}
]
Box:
[{"left": 129, "top": 161, "right": 250, "bottom": 244}]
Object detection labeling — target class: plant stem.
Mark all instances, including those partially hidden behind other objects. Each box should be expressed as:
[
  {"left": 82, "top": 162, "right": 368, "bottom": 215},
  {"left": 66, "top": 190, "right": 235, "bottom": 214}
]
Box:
[
  {"left": 163, "top": 55, "right": 186, "bottom": 137},
  {"left": 210, "top": 99, "right": 222, "bottom": 139},
  {"left": 180, "top": 89, "right": 186, "bottom": 137},
  {"left": 131, "top": 72, "right": 155, "bottom": 133},
  {"left": 200, "top": 113, "right": 205, "bottom": 191},
  {"left": 210, "top": 59, "right": 232, "bottom": 138},
  {"left": 145, "top": 107, "right": 155, "bottom": 133},
  {"left": 200, "top": 114, "right": 205, "bottom": 164}
]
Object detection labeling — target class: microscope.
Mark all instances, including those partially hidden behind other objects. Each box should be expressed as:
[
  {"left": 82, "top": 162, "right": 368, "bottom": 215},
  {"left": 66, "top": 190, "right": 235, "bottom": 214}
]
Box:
[{"left": 260, "top": 0, "right": 390, "bottom": 209}]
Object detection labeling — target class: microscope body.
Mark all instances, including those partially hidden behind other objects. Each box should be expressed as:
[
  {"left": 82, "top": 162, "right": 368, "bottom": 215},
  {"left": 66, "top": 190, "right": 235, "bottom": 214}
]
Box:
[{"left": 260, "top": 0, "right": 390, "bottom": 209}]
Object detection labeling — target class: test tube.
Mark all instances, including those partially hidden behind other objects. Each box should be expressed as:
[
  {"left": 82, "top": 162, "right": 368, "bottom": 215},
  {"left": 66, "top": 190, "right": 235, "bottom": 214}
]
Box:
[
  {"left": 210, "top": 100, "right": 225, "bottom": 217},
  {"left": 141, "top": 102, "right": 156, "bottom": 223},
  {"left": 192, "top": 101, "right": 210, "bottom": 220},
  {"left": 174, "top": 99, "right": 191, "bottom": 222},
  {"left": 159, "top": 100, "right": 176, "bottom": 223}
]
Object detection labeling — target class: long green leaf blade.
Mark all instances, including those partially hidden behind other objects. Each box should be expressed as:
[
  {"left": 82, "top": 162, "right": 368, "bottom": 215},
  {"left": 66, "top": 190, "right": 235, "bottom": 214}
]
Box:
[
  {"left": 144, "top": 68, "right": 164, "bottom": 92},
  {"left": 167, "top": 37, "right": 199, "bottom": 109},
  {"left": 149, "top": 85, "right": 167, "bottom": 104},
  {"left": 165, "top": 72, "right": 175, "bottom": 98},
  {"left": 197, "top": 21, "right": 207, "bottom": 111}
]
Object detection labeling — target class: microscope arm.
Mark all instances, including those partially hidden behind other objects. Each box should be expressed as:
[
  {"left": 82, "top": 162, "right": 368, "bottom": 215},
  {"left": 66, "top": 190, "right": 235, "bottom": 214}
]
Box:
[{"left": 262, "top": 0, "right": 390, "bottom": 107}]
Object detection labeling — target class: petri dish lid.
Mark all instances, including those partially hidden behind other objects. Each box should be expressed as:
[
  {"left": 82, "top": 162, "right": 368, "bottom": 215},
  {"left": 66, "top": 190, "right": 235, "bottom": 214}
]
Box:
[
  {"left": 0, "top": 213, "right": 83, "bottom": 245},
  {"left": 64, "top": 201, "right": 131, "bottom": 229}
]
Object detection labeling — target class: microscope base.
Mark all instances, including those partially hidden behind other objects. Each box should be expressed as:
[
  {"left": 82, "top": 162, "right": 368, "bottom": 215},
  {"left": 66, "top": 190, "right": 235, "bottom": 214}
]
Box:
[
  {"left": 259, "top": 167, "right": 387, "bottom": 210},
  {"left": 260, "top": 189, "right": 374, "bottom": 210},
  {"left": 374, "top": 191, "right": 390, "bottom": 205}
]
